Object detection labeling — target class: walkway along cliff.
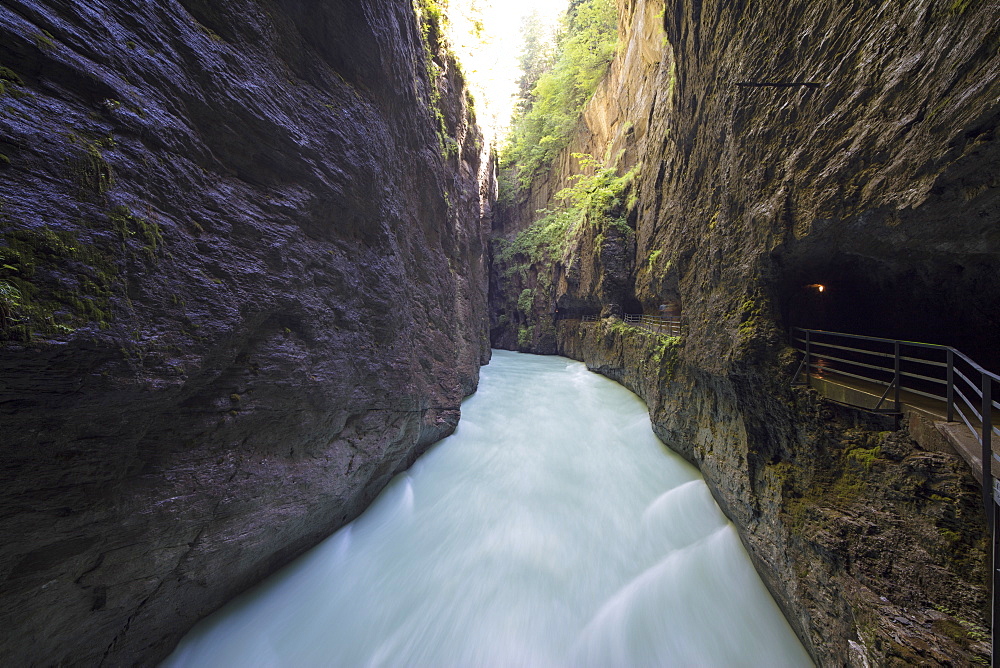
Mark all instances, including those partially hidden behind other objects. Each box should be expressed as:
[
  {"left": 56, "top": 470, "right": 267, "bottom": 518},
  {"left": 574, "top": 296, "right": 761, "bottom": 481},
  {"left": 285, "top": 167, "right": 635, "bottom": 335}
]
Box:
[
  {"left": 0, "top": 0, "right": 491, "bottom": 664},
  {"left": 492, "top": 0, "right": 1000, "bottom": 664}
]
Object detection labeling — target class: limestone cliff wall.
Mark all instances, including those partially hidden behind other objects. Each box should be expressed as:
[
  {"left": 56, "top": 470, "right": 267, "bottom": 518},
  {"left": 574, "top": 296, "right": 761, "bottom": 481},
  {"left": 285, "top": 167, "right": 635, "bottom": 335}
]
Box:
[
  {"left": 495, "top": 0, "right": 1000, "bottom": 664},
  {"left": 490, "top": 0, "right": 667, "bottom": 350},
  {"left": 643, "top": 0, "right": 1000, "bottom": 370},
  {"left": 0, "top": 0, "right": 490, "bottom": 664},
  {"left": 500, "top": 0, "right": 668, "bottom": 227}
]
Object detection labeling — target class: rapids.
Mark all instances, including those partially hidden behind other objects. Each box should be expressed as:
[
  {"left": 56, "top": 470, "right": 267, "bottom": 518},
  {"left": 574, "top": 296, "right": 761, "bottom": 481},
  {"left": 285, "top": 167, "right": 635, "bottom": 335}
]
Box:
[{"left": 164, "top": 350, "right": 812, "bottom": 667}]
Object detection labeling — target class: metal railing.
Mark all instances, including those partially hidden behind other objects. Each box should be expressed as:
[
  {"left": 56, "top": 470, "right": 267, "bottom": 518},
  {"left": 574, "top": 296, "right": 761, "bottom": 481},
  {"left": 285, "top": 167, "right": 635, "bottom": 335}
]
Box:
[
  {"left": 791, "top": 328, "right": 998, "bottom": 447},
  {"left": 792, "top": 327, "right": 999, "bottom": 660},
  {"left": 623, "top": 314, "right": 682, "bottom": 336},
  {"left": 555, "top": 310, "right": 600, "bottom": 321},
  {"left": 581, "top": 314, "right": 599, "bottom": 322}
]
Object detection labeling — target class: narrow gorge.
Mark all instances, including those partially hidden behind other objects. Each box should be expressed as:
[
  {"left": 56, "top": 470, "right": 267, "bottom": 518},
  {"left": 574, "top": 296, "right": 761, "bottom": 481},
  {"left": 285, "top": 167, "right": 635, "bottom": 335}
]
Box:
[
  {"left": 492, "top": 0, "right": 999, "bottom": 664},
  {"left": 1, "top": 0, "right": 998, "bottom": 665}
]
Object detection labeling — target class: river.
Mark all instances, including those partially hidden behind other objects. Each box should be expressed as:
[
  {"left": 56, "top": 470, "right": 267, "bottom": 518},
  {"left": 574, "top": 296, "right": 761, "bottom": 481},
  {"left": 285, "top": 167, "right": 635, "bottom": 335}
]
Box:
[{"left": 164, "top": 350, "right": 812, "bottom": 667}]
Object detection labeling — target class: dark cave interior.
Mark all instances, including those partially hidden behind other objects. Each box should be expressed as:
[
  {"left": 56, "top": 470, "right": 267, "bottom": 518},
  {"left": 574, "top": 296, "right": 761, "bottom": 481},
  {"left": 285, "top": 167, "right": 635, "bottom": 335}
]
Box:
[{"left": 777, "top": 249, "right": 1000, "bottom": 373}]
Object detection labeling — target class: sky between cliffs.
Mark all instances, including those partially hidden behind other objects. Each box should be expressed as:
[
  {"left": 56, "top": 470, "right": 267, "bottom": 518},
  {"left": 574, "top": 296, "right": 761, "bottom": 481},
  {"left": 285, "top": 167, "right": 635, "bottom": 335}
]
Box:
[{"left": 444, "top": 0, "right": 568, "bottom": 145}]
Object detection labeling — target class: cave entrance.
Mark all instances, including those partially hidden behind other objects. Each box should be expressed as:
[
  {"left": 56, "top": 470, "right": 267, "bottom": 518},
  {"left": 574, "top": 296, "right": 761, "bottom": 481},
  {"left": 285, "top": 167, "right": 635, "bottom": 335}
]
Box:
[
  {"left": 776, "top": 250, "right": 1000, "bottom": 374},
  {"left": 621, "top": 296, "right": 643, "bottom": 314}
]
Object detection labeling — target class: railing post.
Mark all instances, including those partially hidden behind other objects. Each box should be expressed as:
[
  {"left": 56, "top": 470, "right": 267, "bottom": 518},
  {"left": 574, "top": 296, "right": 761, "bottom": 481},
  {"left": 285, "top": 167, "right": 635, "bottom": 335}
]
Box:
[
  {"left": 893, "top": 340, "right": 901, "bottom": 413},
  {"left": 993, "top": 500, "right": 999, "bottom": 668},
  {"left": 946, "top": 349, "right": 955, "bottom": 422},
  {"left": 982, "top": 374, "right": 997, "bottom": 668},
  {"left": 983, "top": 374, "right": 993, "bottom": 522},
  {"left": 804, "top": 330, "right": 811, "bottom": 385}
]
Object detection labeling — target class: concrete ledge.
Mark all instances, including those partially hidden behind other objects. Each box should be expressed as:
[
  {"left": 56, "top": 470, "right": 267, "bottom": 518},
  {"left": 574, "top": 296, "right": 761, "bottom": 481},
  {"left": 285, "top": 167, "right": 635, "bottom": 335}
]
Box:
[
  {"left": 809, "top": 376, "right": 887, "bottom": 411},
  {"left": 907, "top": 411, "right": 980, "bottom": 482},
  {"left": 936, "top": 420, "right": 990, "bottom": 482}
]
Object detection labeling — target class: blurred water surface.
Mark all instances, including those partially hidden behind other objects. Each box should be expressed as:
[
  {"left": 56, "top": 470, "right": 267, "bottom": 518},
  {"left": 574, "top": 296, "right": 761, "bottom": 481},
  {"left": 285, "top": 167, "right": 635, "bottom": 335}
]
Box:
[{"left": 164, "top": 350, "right": 812, "bottom": 667}]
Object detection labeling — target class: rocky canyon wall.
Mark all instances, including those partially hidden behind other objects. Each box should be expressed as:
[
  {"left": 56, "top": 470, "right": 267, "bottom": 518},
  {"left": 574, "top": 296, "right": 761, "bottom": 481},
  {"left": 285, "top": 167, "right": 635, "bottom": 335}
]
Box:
[
  {"left": 0, "top": 0, "right": 490, "bottom": 664},
  {"left": 498, "top": 0, "right": 667, "bottom": 229},
  {"left": 491, "top": 0, "right": 669, "bottom": 350},
  {"left": 494, "top": 0, "right": 999, "bottom": 664}
]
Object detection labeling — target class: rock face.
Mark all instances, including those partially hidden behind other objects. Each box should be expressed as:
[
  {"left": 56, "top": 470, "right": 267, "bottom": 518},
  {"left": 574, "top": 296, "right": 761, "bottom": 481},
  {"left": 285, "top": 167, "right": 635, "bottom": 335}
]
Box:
[
  {"left": 0, "top": 0, "right": 490, "bottom": 664},
  {"left": 493, "top": 0, "right": 999, "bottom": 664},
  {"left": 491, "top": 0, "right": 666, "bottom": 351}
]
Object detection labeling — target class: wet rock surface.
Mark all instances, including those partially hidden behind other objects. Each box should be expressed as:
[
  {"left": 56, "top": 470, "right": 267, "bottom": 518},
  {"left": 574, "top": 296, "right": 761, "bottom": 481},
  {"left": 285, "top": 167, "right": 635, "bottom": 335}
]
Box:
[
  {"left": 0, "top": 0, "right": 489, "bottom": 664},
  {"left": 494, "top": 0, "right": 999, "bottom": 664}
]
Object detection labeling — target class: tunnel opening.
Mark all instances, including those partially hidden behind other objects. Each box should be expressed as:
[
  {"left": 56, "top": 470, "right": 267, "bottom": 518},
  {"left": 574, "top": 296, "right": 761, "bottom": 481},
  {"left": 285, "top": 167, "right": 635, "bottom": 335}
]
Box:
[
  {"left": 775, "top": 250, "right": 1000, "bottom": 375},
  {"left": 620, "top": 295, "right": 644, "bottom": 314}
]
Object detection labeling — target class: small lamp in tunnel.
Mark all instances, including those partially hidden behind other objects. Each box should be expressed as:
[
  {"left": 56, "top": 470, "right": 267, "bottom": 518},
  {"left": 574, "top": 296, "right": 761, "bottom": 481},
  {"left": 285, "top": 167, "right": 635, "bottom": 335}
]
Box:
[{"left": 805, "top": 283, "right": 825, "bottom": 293}]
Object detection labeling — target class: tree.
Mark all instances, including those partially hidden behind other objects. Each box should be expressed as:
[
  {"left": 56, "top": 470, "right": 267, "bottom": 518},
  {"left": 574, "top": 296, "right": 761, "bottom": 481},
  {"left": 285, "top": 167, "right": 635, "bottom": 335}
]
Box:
[
  {"left": 501, "top": 0, "right": 618, "bottom": 191},
  {"left": 515, "top": 12, "right": 556, "bottom": 113}
]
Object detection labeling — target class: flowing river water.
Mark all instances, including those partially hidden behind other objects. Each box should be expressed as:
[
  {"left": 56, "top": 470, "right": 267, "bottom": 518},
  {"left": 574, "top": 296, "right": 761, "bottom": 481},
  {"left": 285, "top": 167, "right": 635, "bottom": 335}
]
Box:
[{"left": 164, "top": 350, "right": 812, "bottom": 667}]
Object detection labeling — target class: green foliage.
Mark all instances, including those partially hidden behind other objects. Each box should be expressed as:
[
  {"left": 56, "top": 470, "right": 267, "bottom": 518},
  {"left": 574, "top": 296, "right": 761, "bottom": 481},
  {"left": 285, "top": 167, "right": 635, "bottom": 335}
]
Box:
[
  {"left": 845, "top": 445, "right": 880, "bottom": 469},
  {"left": 0, "top": 66, "right": 23, "bottom": 87},
  {"left": 517, "top": 288, "right": 534, "bottom": 315},
  {"left": 0, "top": 226, "right": 116, "bottom": 341},
  {"left": 0, "top": 279, "right": 22, "bottom": 324},
  {"left": 950, "top": 0, "right": 975, "bottom": 14},
  {"left": 650, "top": 334, "right": 682, "bottom": 377},
  {"left": 736, "top": 297, "right": 766, "bottom": 343},
  {"left": 501, "top": 0, "right": 618, "bottom": 191},
  {"left": 595, "top": 316, "right": 682, "bottom": 376},
  {"left": 67, "top": 133, "right": 116, "bottom": 198},
  {"left": 196, "top": 22, "right": 224, "bottom": 42},
  {"left": 0, "top": 194, "right": 166, "bottom": 342},
  {"left": 496, "top": 166, "right": 522, "bottom": 207},
  {"left": 517, "top": 325, "right": 534, "bottom": 348},
  {"left": 108, "top": 205, "right": 163, "bottom": 257},
  {"left": 414, "top": 0, "right": 456, "bottom": 159},
  {"left": 495, "top": 153, "right": 636, "bottom": 304},
  {"left": 0, "top": 66, "right": 27, "bottom": 100},
  {"left": 418, "top": 0, "right": 446, "bottom": 50},
  {"left": 33, "top": 30, "right": 56, "bottom": 51},
  {"left": 496, "top": 207, "right": 578, "bottom": 274},
  {"left": 932, "top": 604, "right": 990, "bottom": 647},
  {"left": 515, "top": 12, "right": 556, "bottom": 109},
  {"left": 557, "top": 154, "right": 616, "bottom": 206},
  {"left": 557, "top": 153, "right": 638, "bottom": 221},
  {"left": 494, "top": 152, "right": 638, "bottom": 348}
]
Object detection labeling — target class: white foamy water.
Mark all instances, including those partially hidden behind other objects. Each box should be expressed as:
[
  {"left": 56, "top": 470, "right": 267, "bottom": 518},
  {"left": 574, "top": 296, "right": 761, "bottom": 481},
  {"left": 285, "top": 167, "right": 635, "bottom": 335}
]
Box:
[{"left": 164, "top": 350, "right": 813, "bottom": 667}]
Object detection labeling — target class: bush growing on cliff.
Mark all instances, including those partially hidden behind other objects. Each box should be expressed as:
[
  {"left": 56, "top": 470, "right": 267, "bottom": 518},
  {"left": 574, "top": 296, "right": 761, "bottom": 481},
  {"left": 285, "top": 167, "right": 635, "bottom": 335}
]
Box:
[
  {"left": 0, "top": 280, "right": 21, "bottom": 325},
  {"left": 496, "top": 207, "right": 578, "bottom": 273},
  {"left": 500, "top": 0, "right": 618, "bottom": 192},
  {"left": 413, "top": 0, "right": 464, "bottom": 160},
  {"left": 497, "top": 154, "right": 636, "bottom": 275},
  {"left": 517, "top": 325, "right": 534, "bottom": 348},
  {"left": 556, "top": 153, "right": 637, "bottom": 216},
  {"left": 517, "top": 288, "right": 535, "bottom": 315}
]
